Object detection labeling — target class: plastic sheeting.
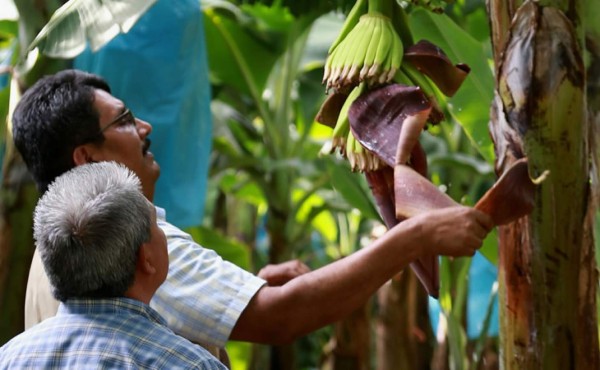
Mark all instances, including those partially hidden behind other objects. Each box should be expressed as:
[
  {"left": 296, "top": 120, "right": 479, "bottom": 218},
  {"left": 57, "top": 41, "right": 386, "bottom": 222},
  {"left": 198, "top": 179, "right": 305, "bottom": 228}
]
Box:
[
  {"left": 428, "top": 252, "right": 499, "bottom": 339},
  {"left": 74, "top": 0, "right": 211, "bottom": 228}
]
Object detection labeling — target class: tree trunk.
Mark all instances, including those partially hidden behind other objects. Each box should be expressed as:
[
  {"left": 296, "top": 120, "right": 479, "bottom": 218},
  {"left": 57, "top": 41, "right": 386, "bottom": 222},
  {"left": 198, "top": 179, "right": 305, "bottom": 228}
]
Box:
[
  {"left": 0, "top": 156, "right": 38, "bottom": 345},
  {"left": 376, "top": 271, "right": 433, "bottom": 370},
  {"left": 487, "top": 1, "right": 599, "bottom": 369},
  {"left": 265, "top": 206, "right": 295, "bottom": 370},
  {"left": 321, "top": 303, "right": 371, "bottom": 370},
  {"left": 1, "top": 0, "right": 72, "bottom": 346}
]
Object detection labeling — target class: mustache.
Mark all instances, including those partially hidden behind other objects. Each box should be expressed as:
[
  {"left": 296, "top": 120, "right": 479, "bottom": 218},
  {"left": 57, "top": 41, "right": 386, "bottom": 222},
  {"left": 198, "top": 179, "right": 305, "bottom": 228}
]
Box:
[{"left": 142, "top": 139, "right": 151, "bottom": 155}]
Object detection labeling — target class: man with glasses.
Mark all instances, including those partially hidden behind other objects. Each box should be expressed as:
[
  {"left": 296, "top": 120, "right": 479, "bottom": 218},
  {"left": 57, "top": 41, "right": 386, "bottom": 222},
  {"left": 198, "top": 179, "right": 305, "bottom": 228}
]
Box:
[
  {"left": 0, "top": 161, "right": 226, "bottom": 369},
  {"left": 14, "top": 69, "right": 493, "bottom": 354}
]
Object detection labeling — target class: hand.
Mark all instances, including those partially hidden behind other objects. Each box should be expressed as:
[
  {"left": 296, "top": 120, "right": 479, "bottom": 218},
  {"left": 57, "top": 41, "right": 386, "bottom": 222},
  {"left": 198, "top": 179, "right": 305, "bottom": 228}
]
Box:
[
  {"left": 406, "top": 206, "right": 494, "bottom": 257},
  {"left": 257, "top": 260, "right": 311, "bottom": 286}
]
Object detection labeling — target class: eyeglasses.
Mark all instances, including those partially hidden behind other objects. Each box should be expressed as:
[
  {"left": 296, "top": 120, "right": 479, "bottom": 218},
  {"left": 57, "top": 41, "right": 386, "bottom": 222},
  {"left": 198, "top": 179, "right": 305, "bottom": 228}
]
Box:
[{"left": 100, "top": 109, "right": 137, "bottom": 133}]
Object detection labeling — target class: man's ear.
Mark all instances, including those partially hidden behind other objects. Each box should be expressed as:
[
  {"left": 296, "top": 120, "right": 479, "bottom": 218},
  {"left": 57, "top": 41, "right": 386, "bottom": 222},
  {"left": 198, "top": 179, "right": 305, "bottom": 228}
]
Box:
[
  {"left": 73, "top": 145, "right": 96, "bottom": 165},
  {"left": 137, "top": 243, "right": 157, "bottom": 275}
]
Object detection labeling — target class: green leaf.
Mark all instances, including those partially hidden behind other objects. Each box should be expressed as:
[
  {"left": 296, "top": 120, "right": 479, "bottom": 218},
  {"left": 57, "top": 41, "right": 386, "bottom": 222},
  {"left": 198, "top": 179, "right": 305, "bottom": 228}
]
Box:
[
  {"left": 28, "top": 0, "right": 157, "bottom": 58},
  {"left": 225, "top": 341, "right": 251, "bottom": 370},
  {"left": 446, "top": 312, "right": 468, "bottom": 370},
  {"left": 471, "top": 281, "right": 498, "bottom": 367},
  {"left": 479, "top": 228, "right": 498, "bottom": 266},
  {"left": 0, "top": 84, "right": 9, "bottom": 144},
  {"left": 241, "top": 3, "right": 295, "bottom": 33},
  {"left": 0, "top": 20, "right": 18, "bottom": 38},
  {"left": 218, "top": 171, "right": 266, "bottom": 207},
  {"left": 204, "top": 4, "right": 290, "bottom": 97},
  {"left": 428, "top": 152, "right": 494, "bottom": 176},
  {"left": 185, "top": 225, "right": 252, "bottom": 271},
  {"left": 326, "top": 160, "right": 380, "bottom": 221},
  {"left": 409, "top": 9, "right": 495, "bottom": 164}
]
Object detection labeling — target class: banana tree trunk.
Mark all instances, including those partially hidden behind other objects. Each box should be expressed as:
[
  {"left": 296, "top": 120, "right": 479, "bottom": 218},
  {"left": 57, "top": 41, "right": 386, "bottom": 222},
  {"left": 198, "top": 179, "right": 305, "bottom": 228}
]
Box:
[
  {"left": 0, "top": 157, "right": 37, "bottom": 345},
  {"left": 376, "top": 271, "right": 432, "bottom": 370},
  {"left": 321, "top": 303, "right": 371, "bottom": 370},
  {"left": 487, "top": 1, "right": 599, "bottom": 369},
  {"left": 265, "top": 196, "right": 295, "bottom": 370}
]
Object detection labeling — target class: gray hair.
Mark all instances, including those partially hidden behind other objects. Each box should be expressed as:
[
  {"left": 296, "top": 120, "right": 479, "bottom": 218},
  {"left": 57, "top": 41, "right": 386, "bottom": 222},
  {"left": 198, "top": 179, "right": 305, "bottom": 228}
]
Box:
[{"left": 33, "top": 161, "right": 152, "bottom": 301}]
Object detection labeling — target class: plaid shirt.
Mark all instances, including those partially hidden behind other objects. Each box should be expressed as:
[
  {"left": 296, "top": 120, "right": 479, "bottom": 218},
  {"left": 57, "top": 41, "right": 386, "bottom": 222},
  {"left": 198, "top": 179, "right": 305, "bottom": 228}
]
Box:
[{"left": 0, "top": 298, "right": 226, "bottom": 369}]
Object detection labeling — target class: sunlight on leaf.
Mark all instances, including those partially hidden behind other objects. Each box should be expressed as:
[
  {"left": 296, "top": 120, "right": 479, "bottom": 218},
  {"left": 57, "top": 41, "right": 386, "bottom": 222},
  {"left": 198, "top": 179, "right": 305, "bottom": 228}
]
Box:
[
  {"left": 225, "top": 341, "right": 251, "bottom": 370},
  {"left": 293, "top": 189, "right": 337, "bottom": 242},
  {"left": 28, "top": 0, "right": 157, "bottom": 58}
]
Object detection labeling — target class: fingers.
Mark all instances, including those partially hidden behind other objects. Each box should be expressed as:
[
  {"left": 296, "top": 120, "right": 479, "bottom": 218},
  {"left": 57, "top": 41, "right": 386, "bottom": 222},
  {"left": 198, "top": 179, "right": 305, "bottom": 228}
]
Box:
[
  {"left": 414, "top": 206, "right": 494, "bottom": 257},
  {"left": 473, "top": 209, "right": 494, "bottom": 232},
  {"left": 467, "top": 210, "right": 493, "bottom": 241},
  {"left": 258, "top": 260, "right": 311, "bottom": 286},
  {"left": 293, "top": 260, "right": 311, "bottom": 275}
]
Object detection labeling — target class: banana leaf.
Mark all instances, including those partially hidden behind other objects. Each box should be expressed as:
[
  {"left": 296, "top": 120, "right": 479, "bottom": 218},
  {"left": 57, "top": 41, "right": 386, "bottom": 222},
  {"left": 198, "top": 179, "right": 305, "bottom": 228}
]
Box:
[
  {"left": 409, "top": 9, "right": 495, "bottom": 164},
  {"left": 28, "top": 0, "right": 157, "bottom": 58}
]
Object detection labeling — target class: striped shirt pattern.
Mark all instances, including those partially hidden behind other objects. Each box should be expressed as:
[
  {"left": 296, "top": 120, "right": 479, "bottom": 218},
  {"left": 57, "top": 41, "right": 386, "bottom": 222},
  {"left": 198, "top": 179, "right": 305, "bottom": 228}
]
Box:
[
  {"left": 151, "top": 208, "right": 266, "bottom": 347},
  {"left": 0, "top": 298, "right": 227, "bottom": 369}
]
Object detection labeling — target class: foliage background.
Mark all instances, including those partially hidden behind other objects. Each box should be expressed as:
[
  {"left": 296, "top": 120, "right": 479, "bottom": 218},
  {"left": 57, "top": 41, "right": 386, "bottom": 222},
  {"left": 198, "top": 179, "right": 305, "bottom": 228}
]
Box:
[{"left": 0, "top": 0, "right": 598, "bottom": 369}]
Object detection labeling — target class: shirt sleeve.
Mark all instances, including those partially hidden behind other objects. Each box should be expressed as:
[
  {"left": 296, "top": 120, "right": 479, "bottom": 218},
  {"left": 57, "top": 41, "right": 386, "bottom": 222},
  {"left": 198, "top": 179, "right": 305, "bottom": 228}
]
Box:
[
  {"left": 24, "top": 249, "right": 60, "bottom": 329},
  {"left": 151, "top": 220, "right": 266, "bottom": 347}
]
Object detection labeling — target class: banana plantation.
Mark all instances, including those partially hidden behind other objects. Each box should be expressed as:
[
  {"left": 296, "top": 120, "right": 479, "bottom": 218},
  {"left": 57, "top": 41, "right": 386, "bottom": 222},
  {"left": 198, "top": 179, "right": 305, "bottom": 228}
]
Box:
[{"left": 0, "top": 0, "right": 598, "bottom": 369}]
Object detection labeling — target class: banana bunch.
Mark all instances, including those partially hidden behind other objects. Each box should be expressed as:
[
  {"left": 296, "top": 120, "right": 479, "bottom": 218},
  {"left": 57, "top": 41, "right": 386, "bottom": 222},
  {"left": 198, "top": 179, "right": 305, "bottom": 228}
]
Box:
[
  {"left": 319, "top": 0, "right": 461, "bottom": 173},
  {"left": 323, "top": 0, "right": 403, "bottom": 91},
  {"left": 320, "top": 0, "right": 406, "bottom": 172},
  {"left": 321, "top": 83, "right": 385, "bottom": 171}
]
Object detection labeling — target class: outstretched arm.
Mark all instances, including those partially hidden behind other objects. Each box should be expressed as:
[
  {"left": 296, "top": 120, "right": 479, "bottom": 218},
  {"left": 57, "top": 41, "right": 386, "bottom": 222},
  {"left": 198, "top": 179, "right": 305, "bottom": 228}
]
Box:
[{"left": 229, "top": 206, "right": 492, "bottom": 344}]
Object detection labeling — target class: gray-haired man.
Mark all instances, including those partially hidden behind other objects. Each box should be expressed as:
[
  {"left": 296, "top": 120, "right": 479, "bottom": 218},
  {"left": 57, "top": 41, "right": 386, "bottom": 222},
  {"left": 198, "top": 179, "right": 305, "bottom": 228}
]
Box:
[{"left": 0, "top": 162, "right": 226, "bottom": 369}]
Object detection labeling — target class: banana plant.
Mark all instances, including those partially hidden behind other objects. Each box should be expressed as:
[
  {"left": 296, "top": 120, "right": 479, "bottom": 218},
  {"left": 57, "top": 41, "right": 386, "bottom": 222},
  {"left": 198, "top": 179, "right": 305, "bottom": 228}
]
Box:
[
  {"left": 317, "top": 1, "right": 508, "bottom": 369},
  {"left": 203, "top": 3, "right": 383, "bottom": 368}
]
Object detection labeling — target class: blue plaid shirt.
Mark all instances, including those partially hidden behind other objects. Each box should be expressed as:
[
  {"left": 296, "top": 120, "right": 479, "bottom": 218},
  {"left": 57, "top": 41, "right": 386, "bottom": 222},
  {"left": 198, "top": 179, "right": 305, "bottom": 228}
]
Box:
[
  {"left": 0, "top": 298, "right": 227, "bottom": 369},
  {"left": 24, "top": 207, "right": 266, "bottom": 351}
]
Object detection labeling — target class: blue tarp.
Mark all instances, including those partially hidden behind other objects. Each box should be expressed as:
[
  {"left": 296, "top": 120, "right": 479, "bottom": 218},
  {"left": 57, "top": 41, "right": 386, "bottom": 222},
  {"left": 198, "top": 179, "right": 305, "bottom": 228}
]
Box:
[
  {"left": 75, "top": 0, "right": 212, "bottom": 228},
  {"left": 429, "top": 252, "right": 499, "bottom": 339}
]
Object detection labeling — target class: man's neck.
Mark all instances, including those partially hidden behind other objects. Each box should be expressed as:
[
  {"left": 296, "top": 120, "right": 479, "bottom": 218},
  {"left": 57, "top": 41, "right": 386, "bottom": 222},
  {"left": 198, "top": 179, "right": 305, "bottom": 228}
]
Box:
[{"left": 124, "top": 284, "right": 156, "bottom": 305}]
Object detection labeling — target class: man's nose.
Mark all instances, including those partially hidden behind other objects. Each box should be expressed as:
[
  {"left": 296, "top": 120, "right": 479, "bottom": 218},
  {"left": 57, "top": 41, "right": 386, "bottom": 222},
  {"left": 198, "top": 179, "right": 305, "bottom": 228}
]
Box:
[{"left": 136, "top": 118, "right": 152, "bottom": 137}]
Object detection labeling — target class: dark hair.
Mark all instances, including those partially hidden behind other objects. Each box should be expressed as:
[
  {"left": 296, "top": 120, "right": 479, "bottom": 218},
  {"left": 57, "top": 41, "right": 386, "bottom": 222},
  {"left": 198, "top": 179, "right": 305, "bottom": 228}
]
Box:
[
  {"left": 12, "top": 69, "right": 111, "bottom": 193},
  {"left": 34, "top": 161, "right": 152, "bottom": 301}
]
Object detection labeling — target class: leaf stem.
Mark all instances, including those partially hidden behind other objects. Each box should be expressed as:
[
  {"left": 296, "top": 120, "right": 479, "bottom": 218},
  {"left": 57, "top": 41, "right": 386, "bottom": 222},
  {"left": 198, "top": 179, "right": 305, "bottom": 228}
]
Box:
[{"left": 368, "top": 0, "right": 393, "bottom": 15}]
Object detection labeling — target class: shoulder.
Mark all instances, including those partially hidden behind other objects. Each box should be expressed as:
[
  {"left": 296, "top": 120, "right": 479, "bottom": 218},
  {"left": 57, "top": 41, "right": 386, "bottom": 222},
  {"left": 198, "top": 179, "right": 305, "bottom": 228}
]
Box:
[
  {"left": 158, "top": 219, "right": 225, "bottom": 265},
  {"left": 143, "top": 325, "right": 227, "bottom": 369}
]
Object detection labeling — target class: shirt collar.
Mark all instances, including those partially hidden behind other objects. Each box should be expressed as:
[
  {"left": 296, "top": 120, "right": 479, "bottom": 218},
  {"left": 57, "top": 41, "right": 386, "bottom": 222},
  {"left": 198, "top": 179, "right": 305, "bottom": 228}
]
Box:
[
  {"left": 155, "top": 206, "right": 166, "bottom": 221},
  {"left": 58, "top": 297, "right": 167, "bottom": 326}
]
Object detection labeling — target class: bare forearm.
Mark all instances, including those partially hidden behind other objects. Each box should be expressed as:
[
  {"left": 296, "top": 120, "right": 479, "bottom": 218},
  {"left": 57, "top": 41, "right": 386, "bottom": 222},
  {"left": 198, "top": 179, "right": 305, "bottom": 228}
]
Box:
[
  {"left": 230, "top": 219, "right": 422, "bottom": 344},
  {"left": 229, "top": 206, "right": 492, "bottom": 344}
]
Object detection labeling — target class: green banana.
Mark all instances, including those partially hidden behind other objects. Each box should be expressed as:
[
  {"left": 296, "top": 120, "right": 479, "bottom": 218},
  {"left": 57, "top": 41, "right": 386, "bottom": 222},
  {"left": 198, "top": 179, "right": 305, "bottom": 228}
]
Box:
[
  {"left": 365, "top": 16, "right": 384, "bottom": 73},
  {"left": 347, "top": 16, "right": 374, "bottom": 84},
  {"left": 386, "top": 26, "right": 404, "bottom": 82},
  {"left": 400, "top": 62, "right": 441, "bottom": 103},
  {"left": 369, "top": 16, "right": 392, "bottom": 83},
  {"left": 330, "top": 83, "right": 365, "bottom": 151},
  {"left": 328, "top": 0, "right": 369, "bottom": 54},
  {"left": 324, "top": 6, "right": 404, "bottom": 91}
]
